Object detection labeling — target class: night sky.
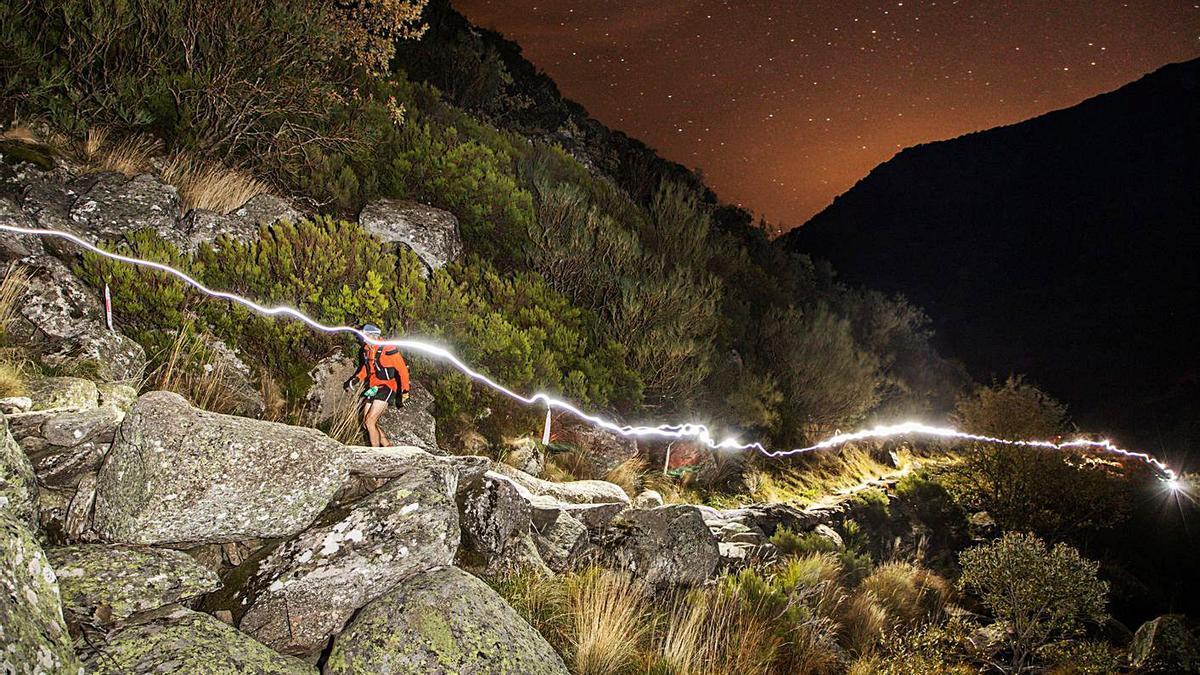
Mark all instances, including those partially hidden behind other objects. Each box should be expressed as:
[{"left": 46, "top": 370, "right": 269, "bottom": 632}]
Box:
[{"left": 456, "top": 1, "right": 1200, "bottom": 229}]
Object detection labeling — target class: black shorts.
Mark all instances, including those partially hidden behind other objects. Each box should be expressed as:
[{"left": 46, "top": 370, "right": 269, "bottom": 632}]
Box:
[{"left": 361, "top": 385, "right": 395, "bottom": 403}]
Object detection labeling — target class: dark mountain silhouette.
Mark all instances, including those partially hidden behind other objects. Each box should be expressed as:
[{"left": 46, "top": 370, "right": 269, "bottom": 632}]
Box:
[{"left": 784, "top": 58, "right": 1200, "bottom": 463}]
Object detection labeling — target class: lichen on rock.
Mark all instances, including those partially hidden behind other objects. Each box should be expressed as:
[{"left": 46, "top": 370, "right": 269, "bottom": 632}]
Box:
[
  {"left": 230, "top": 464, "right": 460, "bottom": 656},
  {"left": 92, "top": 391, "right": 348, "bottom": 545},
  {"left": 48, "top": 544, "right": 221, "bottom": 626},
  {"left": 85, "top": 606, "right": 313, "bottom": 674},
  {"left": 0, "top": 513, "right": 82, "bottom": 675},
  {"left": 326, "top": 565, "right": 568, "bottom": 674}
]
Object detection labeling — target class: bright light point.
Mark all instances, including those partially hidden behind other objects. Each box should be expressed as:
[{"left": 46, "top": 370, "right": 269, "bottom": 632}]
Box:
[{"left": 1167, "top": 478, "right": 1183, "bottom": 492}]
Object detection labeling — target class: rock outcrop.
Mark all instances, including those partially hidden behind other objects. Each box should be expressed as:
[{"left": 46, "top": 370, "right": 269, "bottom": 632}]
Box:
[
  {"left": 358, "top": 199, "right": 464, "bottom": 273},
  {"left": 85, "top": 606, "right": 313, "bottom": 674},
  {"left": 458, "top": 472, "right": 549, "bottom": 575},
  {"left": 49, "top": 544, "right": 220, "bottom": 627},
  {"left": 231, "top": 465, "right": 460, "bottom": 656},
  {"left": 93, "top": 391, "right": 348, "bottom": 544},
  {"left": 69, "top": 173, "right": 184, "bottom": 247},
  {"left": 553, "top": 422, "right": 639, "bottom": 474},
  {"left": 1130, "top": 614, "right": 1200, "bottom": 674},
  {"left": 1, "top": 413, "right": 38, "bottom": 529},
  {"left": 230, "top": 194, "right": 303, "bottom": 229},
  {"left": 347, "top": 445, "right": 489, "bottom": 487},
  {"left": 326, "top": 566, "right": 568, "bottom": 674},
  {"left": 603, "top": 505, "right": 719, "bottom": 588},
  {"left": 20, "top": 404, "right": 123, "bottom": 488},
  {"left": 494, "top": 462, "right": 629, "bottom": 505},
  {"left": 0, "top": 513, "right": 82, "bottom": 674},
  {"left": 8, "top": 256, "right": 146, "bottom": 382}
]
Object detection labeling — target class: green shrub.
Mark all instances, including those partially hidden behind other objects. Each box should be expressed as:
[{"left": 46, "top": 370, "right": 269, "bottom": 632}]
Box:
[
  {"left": 943, "top": 377, "right": 1132, "bottom": 540},
  {"left": 958, "top": 532, "right": 1109, "bottom": 672},
  {"left": 77, "top": 221, "right": 640, "bottom": 436}
]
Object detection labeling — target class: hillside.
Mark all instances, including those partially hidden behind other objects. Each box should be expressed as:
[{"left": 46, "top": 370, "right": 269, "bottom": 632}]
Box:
[
  {"left": 2, "top": 2, "right": 1199, "bottom": 672},
  {"left": 784, "top": 58, "right": 1200, "bottom": 460}
]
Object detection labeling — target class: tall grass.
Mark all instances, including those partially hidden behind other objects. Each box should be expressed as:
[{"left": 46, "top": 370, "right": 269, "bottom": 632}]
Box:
[
  {"left": 568, "top": 569, "right": 648, "bottom": 675},
  {"left": 0, "top": 267, "right": 30, "bottom": 398},
  {"left": 79, "top": 127, "right": 160, "bottom": 175},
  {"left": 859, "top": 561, "right": 951, "bottom": 629},
  {"left": 161, "top": 153, "right": 268, "bottom": 213},
  {"left": 743, "top": 444, "right": 900, "bottom": 506},
  {"left": 150, "top": 328, "right": 239, "bottom": 414}
]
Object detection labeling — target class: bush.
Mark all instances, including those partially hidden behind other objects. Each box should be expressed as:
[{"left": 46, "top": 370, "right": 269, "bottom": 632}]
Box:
[
  {"left": 77, "top": 221, "right": 640, "bottom": 437},
  {"left": 958, "top": 532, "right": 1109, "bottom": 672},
  {"left": 764, "top": 305, "right": 880, "bottom": 442}
]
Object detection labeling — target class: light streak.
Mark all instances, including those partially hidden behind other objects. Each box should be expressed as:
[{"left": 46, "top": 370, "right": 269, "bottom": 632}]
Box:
[{"left": 1, "top": 223, "right": 1179, "bottom": 482}]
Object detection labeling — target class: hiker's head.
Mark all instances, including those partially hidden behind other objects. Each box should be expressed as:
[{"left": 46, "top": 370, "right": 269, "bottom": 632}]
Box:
[{"left": 360, "top": 324, "right": 382, "bottom": 342}]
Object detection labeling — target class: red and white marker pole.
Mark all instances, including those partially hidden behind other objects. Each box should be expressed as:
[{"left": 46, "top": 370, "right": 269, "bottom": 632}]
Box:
[{"left": 104, "top": 283, "right": 113, "bottom": 331}]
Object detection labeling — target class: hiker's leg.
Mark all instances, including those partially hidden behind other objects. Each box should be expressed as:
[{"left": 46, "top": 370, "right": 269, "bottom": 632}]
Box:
[
  {"left": 355, "top": 396, "right": 369, "bottom": 444},
  {"left": 361, "top": 399, "right": 380, "bottom": 446},
  {"left": 364, "top": 400, "right": 388, "bottom": 447}
]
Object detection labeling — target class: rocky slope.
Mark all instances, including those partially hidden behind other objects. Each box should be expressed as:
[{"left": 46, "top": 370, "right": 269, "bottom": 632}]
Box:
[{"left": 0, "top": 151, "right": 925, "bottom": 671}]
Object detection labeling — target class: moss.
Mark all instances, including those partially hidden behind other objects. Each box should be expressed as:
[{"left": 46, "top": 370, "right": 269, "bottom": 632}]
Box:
[{"left": 0, "top": 140, "right": 56, "bottom": 170}]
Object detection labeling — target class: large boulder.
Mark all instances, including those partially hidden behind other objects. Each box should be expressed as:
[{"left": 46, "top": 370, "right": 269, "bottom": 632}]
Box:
[
  {"left": 93, "top": 391, "right": 348, "bottom": 545},
  {"left": 0, "top": 513, "right": 82, "bottom": 674},
  {"left": 1130, "top": 614, "right": 1200, "bottom": 673},
  {"left": 229, "top": 464, "right": 460, "bottom": 656},
  {"left": 603, "top": 505, "right": 719, "bottom": 589},
  {"left": 532, "top": 509, "right": 589, "bottom": 573},
  {"left": 358, "top": 199, "right": 464, "bottom": 273},
  {"left": 458, "top": 472, "right": 550, "bottom": 575},
  {"left": 494, "top": 462, "right": 629, "bottom": 505},
  {"left": 85, "top": 606, "right": 313, "bottom": 674},
  {"left": 48, "top": 544, "right": 220, "bottom": 627},
  {"left": 69, "top": 173, "right": 185, "bottom": 247},
  {"left": 326, "top": 565, "right": 568, "bottom": 675},
  {"left": 1, "top": 413, "right": 38, "bottom": 528},
  {"left": 8, "top": 256, "right": 146, "bottom": 381},
  {"left": 554, "top": 422, "right": 639, "bottom": 474}
]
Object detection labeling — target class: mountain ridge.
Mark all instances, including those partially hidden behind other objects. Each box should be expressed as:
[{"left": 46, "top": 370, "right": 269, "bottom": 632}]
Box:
[{"left": 783, "top": 57, "right": 1200, "bottom": 460}]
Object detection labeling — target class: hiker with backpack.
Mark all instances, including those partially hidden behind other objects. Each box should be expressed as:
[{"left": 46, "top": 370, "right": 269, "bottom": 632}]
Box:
[{"left": 343, "top": 324, "right": 410, "bottom": 447}]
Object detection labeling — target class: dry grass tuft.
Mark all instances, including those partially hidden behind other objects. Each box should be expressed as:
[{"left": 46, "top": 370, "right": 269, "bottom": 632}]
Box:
[
  {"left": 654, "top": 592, "right": 776, "bottom": 675},
  {"left": 860, "top": 561, "right": 952, "bottom": 629},
  {"left": 0, "top": 123, "right": 40, "bottom": 144},
  {"left": 324, "top": 389, "right": 365, "bottom": 445},
  {"left": 151, "top": 328, "right": 244, "bottom": 415},
  {"left": 0, "top": 266, "right": 29, "bottom": 333},
  {"left": 837, "top": 590, "right": 889, "bottom": 656},
  {"left": 161, "top": 153, "right": 268, "bottom": 213},
  {"left": 567, "top": 569, "right": 648, "bottom": 675},
  {"left": 545, "top": 447, "right": 596, "bottom": 482},
  {"left": 603, "top": 457, "right": 647, "bottom": 498},
  {"left": 0, "top": 362, "right": 26, "bottom": 399},
  {"left": 79, "top": 127, "right": 161, "bottom": 175},
  {"left": 0, "top": 267, "right": 31, "bottom": 398}
]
